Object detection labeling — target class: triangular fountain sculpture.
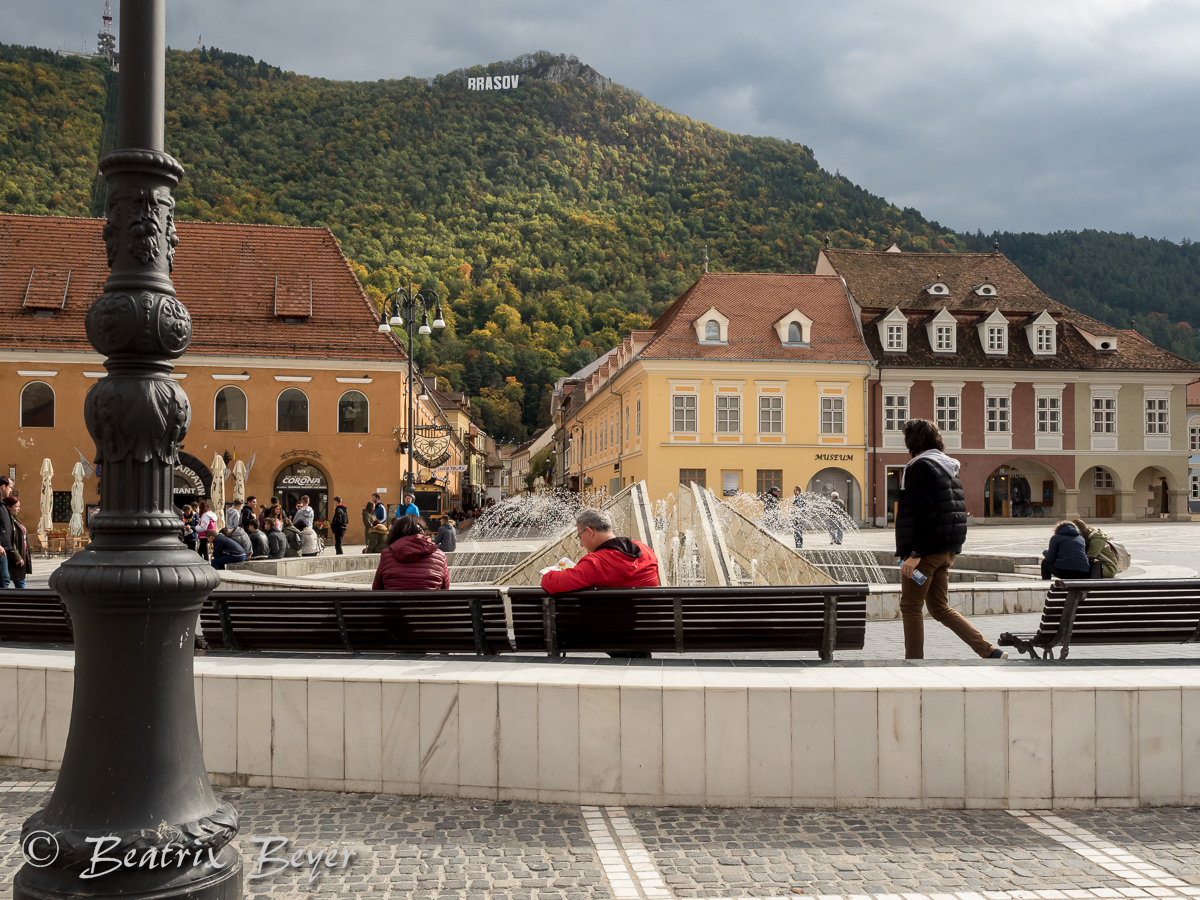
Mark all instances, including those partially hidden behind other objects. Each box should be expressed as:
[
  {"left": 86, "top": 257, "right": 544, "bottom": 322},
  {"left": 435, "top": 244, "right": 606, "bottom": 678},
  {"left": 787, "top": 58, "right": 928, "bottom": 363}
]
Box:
[
  {"left": 681, "top": 482, "right": 834, "bottom": 587},
  {"left": 491, "top": 480, "right": 664, "bottom": 586}
]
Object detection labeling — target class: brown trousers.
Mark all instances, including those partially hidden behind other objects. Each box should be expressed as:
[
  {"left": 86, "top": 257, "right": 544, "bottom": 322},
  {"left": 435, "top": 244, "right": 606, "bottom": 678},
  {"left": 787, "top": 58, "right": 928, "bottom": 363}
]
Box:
[{"left": 900, "top": 551, "right": 994, "bottom": 659}]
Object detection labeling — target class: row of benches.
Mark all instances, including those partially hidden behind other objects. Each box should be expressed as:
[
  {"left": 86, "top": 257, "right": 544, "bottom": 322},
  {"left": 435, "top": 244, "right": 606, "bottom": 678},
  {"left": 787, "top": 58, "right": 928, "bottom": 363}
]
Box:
[
  {"left": 3, "top": 579, "right": 1198, "bottom": 660},
  {"left": 0, "top": 585, "right": 869, "bottom": 660}
]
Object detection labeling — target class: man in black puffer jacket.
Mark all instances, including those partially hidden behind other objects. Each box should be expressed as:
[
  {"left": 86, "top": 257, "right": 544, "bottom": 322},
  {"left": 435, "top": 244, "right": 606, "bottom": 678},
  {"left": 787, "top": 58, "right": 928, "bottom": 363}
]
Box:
[{"left": 896, "top": 419, "right": 1006, "bottom": 660}]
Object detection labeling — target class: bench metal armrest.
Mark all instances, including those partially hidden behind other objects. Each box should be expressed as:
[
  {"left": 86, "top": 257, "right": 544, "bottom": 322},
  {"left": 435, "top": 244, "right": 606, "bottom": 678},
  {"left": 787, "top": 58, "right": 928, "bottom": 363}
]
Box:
[{"left": 820, "top": 594, "right": 839, "bottom": 662}]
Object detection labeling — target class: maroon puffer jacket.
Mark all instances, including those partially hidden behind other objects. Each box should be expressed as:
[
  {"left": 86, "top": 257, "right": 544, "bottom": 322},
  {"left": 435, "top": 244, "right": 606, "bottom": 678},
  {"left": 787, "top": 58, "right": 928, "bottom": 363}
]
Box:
[{"left": 372, "top": 534, "right": 450, "bottom": 591}]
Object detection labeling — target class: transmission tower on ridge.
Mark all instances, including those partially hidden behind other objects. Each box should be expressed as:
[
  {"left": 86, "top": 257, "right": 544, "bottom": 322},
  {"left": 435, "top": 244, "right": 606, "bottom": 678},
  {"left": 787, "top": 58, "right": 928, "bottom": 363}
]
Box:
[{"left": 96, "top": 0, "right": 118, "bottom": 68}]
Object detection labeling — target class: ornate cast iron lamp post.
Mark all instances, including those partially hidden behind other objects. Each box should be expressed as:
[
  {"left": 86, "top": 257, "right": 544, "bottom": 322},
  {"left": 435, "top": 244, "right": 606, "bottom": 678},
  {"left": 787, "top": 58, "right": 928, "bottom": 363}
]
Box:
[
  {"left": 15, "top": 2, "right": 241, "bottom": 897},
  {"left": 378, "top": 286, "right": 445, "bottom": 492}
]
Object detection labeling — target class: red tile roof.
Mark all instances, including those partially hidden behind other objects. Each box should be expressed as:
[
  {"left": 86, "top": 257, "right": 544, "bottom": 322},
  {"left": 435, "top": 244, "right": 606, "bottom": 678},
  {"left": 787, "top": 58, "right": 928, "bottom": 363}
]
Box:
[
  {"left": 641, "top": 273, "right": 870, "bottom": 361},
  {"left": 1187, "top": 379, "right": 1200, "bottom": 407},
  {"left": 0, "top": 214, "right": 406, "bottom": 362},
  {"left": 822, "top": 248, "right": 1199, "bottom": 373}
]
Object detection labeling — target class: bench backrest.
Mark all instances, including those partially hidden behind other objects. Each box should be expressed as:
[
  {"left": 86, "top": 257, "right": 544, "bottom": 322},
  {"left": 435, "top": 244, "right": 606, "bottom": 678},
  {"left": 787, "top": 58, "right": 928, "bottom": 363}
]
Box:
[
  {"left": 506, "top": 585, "right": 868, "bottom": 656},
  {"left": 1041, "top": 579, "right": 1200, "bottom": 647}
]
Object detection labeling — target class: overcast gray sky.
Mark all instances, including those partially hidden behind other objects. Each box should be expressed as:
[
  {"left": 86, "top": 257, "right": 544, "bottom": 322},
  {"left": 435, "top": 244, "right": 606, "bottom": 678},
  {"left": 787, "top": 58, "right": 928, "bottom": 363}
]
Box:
[{"left": 10, "top": 0, "right": 1200, "bottom": 241}]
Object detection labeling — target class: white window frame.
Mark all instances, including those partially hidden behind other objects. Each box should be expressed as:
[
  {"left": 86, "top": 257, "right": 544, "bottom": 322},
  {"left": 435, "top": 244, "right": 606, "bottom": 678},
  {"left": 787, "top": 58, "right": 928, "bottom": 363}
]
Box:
[
  {"left": 983, "top": 382, "right": 1014, "bottom": 450},
  {"left": 926, "top": 308, "right": 957, "bottom": 355},
  {"left": 1036, "top": 326, "right": 1054, "bottom": 353},
  {"left": 1094, "top": 468, "right": 1115, "bottom": 491},
  {"left": 1025, "top": 310, "right": 1057, "bottom": 356},
  {"left": 877, "top": 308, "right": 908, "bottom": 354},
  {"left": 635, "top": 397, "right": 641, "bottom": 438},
  {"left": 821, "top": 396, "right": 845, "bottom": 435},
  {"left": 977, "top": 309, "right": 1009, "bottom": 356},
  {"left": 715, "top": 394, "right": 741, "bottom": 433},
  {"left": 1090, "top": 385, "right": 1119, "bottom": 451},
  {"left": 936, "top": 325, "right": 954, "bottom": 351},
  {"left": 758, "top": 394, "right": 783, "bottom": 434},
  {"left": 1144, "top": 386, "right": 1171, "bottom": 450},
  {"left": 932, "top": 382, "right": 963, "bottom": 450},
  {"left": 1192, "top": 472, "right": 1200, "bottom": 501},
  {"left": 672, "top": 393, "right": 698, "bottom": 433},
  {"left": 881, "top": 381, "right": 912, "bottom": 449},
  {"left": 1189, "top": 418, "right": 1200, "bottom": 451},
  {"left": 1034, "top": 383, "right": 1065, "bottom": 451}
]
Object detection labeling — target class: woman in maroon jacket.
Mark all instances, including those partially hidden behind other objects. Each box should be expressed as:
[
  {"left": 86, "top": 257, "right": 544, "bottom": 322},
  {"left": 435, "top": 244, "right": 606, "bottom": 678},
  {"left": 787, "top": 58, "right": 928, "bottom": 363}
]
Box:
[{"left": 371, "top": 514, "right": 450, "bottom": 591}]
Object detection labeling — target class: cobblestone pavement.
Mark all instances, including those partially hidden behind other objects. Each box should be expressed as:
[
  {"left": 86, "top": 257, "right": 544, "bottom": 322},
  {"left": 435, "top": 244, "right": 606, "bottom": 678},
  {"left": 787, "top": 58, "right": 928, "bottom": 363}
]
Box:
[{"left": 1, "top": 766, "right": 1196, "bottom": 900}]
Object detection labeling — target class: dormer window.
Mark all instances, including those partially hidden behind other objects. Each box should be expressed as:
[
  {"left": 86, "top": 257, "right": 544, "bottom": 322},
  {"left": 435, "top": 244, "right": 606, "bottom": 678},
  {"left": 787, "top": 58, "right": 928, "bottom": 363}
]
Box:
[
  {"left": 877, "top": 307, "right": 908, "bottom": 353},
  {"left": 924, "top": 276, "right": 950, "bottom": 297},
  {"left": 973, "top": 281, "right": 998, "bottom": 298},
  {"left": 774, "top": 309, "right": 813, "bottom": 346},
  {"left": 976, "top": 309, "right": 1009, "bottom": 356},
  {"left": 693, "top": 306, "right": 729, "bottom": 344},
  {"left": 1076, "top": 326, "right": 1118, "bottom": 353},
  {"left": 1025, "top": 310, "right": 1057, "bottom": 356},
  {"left": 925, "top": 308, "right": 957, "bottom": 355}
]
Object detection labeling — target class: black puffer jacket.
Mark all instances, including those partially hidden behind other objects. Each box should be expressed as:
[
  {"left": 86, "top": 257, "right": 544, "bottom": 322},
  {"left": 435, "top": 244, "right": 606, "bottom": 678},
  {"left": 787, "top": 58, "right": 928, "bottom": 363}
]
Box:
[
  {"left": 1044, "top": 523, "right": 1089, "bottom": 573},
  {"left": 895, "top": 457, "right": 968, "bottom": 558}
]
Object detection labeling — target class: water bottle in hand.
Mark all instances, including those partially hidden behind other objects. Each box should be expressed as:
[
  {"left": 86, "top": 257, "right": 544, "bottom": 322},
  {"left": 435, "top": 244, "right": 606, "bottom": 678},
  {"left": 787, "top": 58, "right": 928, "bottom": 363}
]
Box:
[{"left": 898, "top": 557, "right": 927, "bottom": 585}]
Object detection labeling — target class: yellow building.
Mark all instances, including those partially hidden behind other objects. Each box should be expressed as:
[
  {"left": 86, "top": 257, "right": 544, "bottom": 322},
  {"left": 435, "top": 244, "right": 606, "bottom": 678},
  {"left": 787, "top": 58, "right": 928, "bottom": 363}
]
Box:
[{"left": 556, "top": 273, "right": 874, "bottom": 516}]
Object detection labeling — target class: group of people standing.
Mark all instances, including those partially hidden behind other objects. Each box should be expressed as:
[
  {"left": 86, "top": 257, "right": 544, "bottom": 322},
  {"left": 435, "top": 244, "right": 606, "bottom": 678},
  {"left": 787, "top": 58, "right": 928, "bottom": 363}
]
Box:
[
  {"left": 178, "top": 493, "right": 349, "bottom": 569},
  {"left": 0, "top": 477, "right": 31, "bottom": 589}
]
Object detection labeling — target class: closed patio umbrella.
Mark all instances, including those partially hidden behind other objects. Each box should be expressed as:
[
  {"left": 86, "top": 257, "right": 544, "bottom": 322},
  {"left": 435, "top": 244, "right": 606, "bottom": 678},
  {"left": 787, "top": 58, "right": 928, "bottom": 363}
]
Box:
[{"left": 210, "top": 454, "right": 227, "bottom": 531}]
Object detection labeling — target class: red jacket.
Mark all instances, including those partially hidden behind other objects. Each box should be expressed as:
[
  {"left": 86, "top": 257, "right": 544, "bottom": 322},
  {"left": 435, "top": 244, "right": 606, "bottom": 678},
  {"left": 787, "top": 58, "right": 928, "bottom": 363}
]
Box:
[
  {"left": 372, "top": 534, "right": 450, "bottom": 591},
  {"left": 540, "top": 538, "right": 659, "bottom": 593}
]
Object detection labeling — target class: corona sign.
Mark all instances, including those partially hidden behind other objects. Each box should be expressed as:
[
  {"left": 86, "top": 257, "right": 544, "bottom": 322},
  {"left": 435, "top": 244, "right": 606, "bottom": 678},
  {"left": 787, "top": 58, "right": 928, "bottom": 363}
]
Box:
[{"left": 468, "top": 75, "right": 521, "bottom": 91}]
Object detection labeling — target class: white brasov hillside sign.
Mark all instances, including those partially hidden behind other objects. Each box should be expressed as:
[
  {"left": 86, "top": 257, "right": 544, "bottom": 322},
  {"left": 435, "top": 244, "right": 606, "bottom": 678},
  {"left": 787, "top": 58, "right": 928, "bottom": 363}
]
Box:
[{"left": 468, "top": 75, "right": 520, "bottom": 90}]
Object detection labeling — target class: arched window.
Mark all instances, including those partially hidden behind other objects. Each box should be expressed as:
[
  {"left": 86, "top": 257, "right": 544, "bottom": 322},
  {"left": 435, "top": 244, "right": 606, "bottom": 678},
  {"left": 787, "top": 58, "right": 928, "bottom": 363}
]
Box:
[
  {"left": 704, "top": 320, "right": 720, "bottom": 341},
  {"left": 788, "top": 322, "right": 803, "bottom": 343},
  {"left": 338, "top": 390, "right": 369, "bottom": 434},
  {"left": 277, "top": 388, "right": 309, "bottom": 432},
  {"left": 20, "top": 381, "right": 54, "bottom": 428},
  {"left": 214, "top": 386, "right": 247, "bottom": 431}
]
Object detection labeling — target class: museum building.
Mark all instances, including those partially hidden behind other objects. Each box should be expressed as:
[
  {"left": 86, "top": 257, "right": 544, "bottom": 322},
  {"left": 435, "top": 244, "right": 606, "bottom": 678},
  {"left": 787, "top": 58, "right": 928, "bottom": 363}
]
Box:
[
  {"left": 1, "top": 213, "right": 460, "bottom": 528},
  {"left": 818, "top": 245, "right": 1200, "bottom": 524},
  {"left": 555, "top": 273, "right": 874, "bottom": 512}
]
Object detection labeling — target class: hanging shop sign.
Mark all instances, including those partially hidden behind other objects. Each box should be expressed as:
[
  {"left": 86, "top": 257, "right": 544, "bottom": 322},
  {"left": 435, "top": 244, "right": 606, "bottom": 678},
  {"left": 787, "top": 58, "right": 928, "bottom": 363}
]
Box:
[
  {"left": 435, "top": 465, "right": 468, "bottom": 473},
  {"left": 468, "top": 75, "right": 521, "bottom": 91},
  {"left": 411, "top": 425, "right": 453, "bottom": 468}
]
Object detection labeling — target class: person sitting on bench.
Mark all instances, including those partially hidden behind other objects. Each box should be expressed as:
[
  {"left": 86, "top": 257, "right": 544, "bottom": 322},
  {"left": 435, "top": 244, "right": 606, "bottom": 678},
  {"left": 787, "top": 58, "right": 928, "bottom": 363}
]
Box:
[
  {"left": 1040, "top": 520, "right": 1091, "bottom": 581},
  {"left": 540, "top": 508, "right": 659, "bottom": 594}
]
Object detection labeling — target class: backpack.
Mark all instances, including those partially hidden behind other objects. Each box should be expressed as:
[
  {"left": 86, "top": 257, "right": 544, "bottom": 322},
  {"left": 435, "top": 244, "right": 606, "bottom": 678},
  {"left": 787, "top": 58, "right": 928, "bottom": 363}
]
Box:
[{"left": 1106, "top": 539, "right": 1131, "bottom": 573}]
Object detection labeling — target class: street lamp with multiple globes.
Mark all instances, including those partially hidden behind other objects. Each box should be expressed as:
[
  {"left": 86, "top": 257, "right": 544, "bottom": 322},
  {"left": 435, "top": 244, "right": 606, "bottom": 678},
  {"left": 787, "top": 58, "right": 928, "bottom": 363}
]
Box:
[
  {"left": 14, "top": 1, "right": 241, "bottom": 898},
  {"left": 378, "top": 285, "right": 445, "bottom": 493}
]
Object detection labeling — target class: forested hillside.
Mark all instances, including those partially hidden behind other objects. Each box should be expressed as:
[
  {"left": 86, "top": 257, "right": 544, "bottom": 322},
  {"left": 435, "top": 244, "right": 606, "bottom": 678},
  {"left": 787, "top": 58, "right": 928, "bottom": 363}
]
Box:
[{"left": 3, "top": 43, "right": 1198, "bottom": 440}]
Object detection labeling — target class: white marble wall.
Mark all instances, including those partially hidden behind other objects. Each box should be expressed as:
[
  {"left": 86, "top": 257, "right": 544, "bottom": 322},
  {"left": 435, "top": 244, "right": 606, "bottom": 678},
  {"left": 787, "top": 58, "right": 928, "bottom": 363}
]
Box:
[
  {"left": 867, "top": 584, "right": 1046, "bottom": 620},
  {"left": 1, "top": 649, "right": 1198, "bottom": 808}
]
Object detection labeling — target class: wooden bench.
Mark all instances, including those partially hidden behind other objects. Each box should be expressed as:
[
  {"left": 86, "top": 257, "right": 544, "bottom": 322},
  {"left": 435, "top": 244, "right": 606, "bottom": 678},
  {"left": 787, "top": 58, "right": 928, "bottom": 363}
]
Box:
[
  {"left": 999, "top": 578, "right": 1200, "bottom": 659},
  {"left": 201, "top": 589, "right": 512, "bottom": 654},
  {"left": 2, "top": 585, "right": 868, "bottom": 660},
  {"left": 507, "top": 584, "right": 868, "bottom": 660}
]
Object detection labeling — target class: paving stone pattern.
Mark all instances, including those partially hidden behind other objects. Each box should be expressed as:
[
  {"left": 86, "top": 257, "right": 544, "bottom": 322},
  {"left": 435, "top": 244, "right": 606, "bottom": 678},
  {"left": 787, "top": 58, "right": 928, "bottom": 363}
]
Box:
[{"left": 1, "top": 765, "right": 1197, "bottom": 900}]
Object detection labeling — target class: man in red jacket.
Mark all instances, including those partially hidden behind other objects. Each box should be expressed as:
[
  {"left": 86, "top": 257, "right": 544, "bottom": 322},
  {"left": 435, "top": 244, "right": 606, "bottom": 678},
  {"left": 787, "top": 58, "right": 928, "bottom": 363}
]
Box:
[{"left": 541, "top": 509, "right": 660, "bottom": 593}]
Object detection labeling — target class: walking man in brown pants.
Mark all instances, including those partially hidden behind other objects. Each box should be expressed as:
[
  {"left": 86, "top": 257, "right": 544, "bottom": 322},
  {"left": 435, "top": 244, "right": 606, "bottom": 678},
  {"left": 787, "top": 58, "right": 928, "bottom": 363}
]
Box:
[{"left": 895, "top": 419, "right": 1007, "bottom": 660}]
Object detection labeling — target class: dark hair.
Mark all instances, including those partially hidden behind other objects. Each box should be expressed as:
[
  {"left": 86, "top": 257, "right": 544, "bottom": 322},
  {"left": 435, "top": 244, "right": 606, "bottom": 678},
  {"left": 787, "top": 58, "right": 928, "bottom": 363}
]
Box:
[
  {"left": 902, "top": 418, "right": 945, "bottom": 457},
  {"left": 0, "top": 476, "right": 10, "bottom": 487},
  {"left": 333, "top": 495, "right": 341, "bottom": 503},
  {"left": 300, "top": 494, "right": 310, "bottom": 503},
  {"left": 198, "top": 500, "right": 210, "bottom": 514},
  {"left": 387, "top": 514, "right": 426, "bottom": 545},
  {"left": 263, "top": 517, "right": 275, "bottom": 530},
  {"left": 2, "top": 496, "right": 17, "bottom": 508},
  {"left": 246, "top": 519, "right": 258, "bottom": 531}
]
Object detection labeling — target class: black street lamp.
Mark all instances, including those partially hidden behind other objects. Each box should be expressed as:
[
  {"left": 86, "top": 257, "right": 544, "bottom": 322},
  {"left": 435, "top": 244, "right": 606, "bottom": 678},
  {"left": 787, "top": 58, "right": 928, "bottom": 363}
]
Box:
[
  {"left": 15, "top": 2, "right": 241, "bottom": 898},
  {"left": 378, "top": 285, "right": 445, "bottom": 494}
]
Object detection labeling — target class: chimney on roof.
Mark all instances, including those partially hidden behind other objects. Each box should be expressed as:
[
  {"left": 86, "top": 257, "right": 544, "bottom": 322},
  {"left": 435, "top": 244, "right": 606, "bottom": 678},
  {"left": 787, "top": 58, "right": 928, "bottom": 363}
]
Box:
[
  {"left": 824, "top": 237, "right": 831, "bottom": 249},
  {"left": 993, "top": 241, "right": 999, "bottom": 252}
]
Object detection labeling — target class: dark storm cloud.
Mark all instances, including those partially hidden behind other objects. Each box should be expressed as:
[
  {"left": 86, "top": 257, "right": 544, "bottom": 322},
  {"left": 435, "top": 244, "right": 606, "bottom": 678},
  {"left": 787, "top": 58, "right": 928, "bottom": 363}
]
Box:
[{"left": 11, "top": 0, "right": 1200, "bottom": 240}]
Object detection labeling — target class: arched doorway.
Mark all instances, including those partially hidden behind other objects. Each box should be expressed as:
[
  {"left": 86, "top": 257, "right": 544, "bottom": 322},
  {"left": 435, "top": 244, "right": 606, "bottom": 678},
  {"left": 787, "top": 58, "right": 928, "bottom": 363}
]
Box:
[
  {"left": 274, "top": 461, "right": 330, "bottom": 523},
  {"left": 984, "top": 460, "right": 1061, "bottom": 518},
  {"left": 1134, "top": 465, "right": 1175, "bottom": 519},
  {"left": 807, "top": 467, "right": 861, "bottom": 520},
  {"left": 1079, "top": 466, "right": 1120, "bottom": 518},
  {"left": 172, "top": 452, "right": 213, "bottom": 511}
]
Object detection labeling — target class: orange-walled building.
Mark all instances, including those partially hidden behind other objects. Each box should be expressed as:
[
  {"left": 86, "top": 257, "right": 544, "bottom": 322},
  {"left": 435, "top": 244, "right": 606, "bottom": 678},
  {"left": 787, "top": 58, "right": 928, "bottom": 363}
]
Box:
[{"left": 1, "top": 214, "right": 462, "bottom": 533}]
